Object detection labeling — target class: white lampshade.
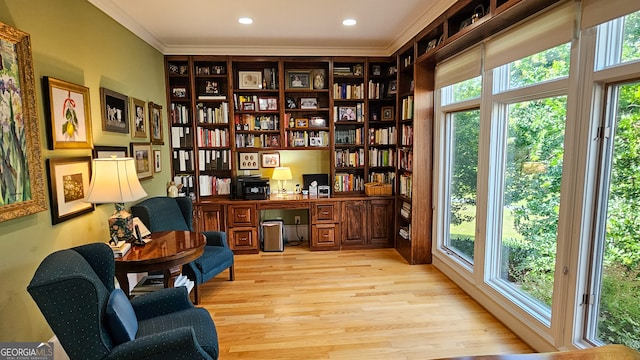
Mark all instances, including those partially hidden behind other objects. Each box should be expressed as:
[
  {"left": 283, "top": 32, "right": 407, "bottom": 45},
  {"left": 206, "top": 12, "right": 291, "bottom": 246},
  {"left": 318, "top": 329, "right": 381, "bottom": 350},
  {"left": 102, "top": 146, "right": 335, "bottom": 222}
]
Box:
[
  {"left": 272, "top": 167, "right": 292, "bottom": 181},
  {"left": 85, "top": 157, "right": 147, "bottom": 204}
]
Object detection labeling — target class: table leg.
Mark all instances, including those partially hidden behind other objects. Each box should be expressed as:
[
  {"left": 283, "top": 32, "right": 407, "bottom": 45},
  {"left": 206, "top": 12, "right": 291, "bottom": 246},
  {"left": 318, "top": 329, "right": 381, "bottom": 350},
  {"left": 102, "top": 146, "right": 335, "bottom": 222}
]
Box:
[
  {"left": 115, "top": 272, "right": 130, "bottom": 297},
  {"left": 163, "top": 265, "right": 182, "bottom": 288}
]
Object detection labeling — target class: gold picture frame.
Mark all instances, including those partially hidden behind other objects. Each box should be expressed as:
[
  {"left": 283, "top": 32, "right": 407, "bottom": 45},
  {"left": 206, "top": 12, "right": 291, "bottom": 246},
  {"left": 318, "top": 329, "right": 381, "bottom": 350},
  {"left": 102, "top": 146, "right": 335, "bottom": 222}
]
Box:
[
  {"left": 149, "top": 102, "right": 164, "bottom": 145},
  {"left": 100, "top": 87, "right": 129, "bottom": 134},
  {"left": 0, "top": 21, "right": 47, "bottom": 222},
  {"left": 131, "top": 97, "right": 147, "bottom": 139},
  {"left": 43, "top": 77, "right": 93, "bottom": 150},
  {"left": 130, "top": 142, "right": 153, "bottom": 180}
]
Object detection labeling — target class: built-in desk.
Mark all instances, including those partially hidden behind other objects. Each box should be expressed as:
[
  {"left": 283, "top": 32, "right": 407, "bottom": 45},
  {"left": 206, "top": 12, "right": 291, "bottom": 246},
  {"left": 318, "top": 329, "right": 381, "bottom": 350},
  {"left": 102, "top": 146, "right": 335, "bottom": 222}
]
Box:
[{"left": 194, "top": 194, "right": 395, "bottom": 254}]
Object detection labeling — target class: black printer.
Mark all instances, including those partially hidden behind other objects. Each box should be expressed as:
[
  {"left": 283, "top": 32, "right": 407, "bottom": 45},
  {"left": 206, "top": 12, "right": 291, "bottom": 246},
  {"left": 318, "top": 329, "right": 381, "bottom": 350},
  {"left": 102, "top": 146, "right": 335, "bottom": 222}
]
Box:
[{"left": 234, "top": 175, "right": 270, "bottom": 200}]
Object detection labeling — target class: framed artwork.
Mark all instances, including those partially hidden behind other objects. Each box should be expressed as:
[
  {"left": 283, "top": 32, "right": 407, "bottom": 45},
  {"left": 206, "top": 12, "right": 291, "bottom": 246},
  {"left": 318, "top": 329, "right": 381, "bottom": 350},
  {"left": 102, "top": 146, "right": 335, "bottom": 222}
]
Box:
[
  {"left": 287, "top": 70, "right": 311, "bottom": 89},
  {"left": 296, "top": 118, "right": 309, "bottom": 128},
  {"left": 131, "top": 98, "right": 147, "bottom": 139},
  {"left": 149, "top": 102, "right": 164, "bottom": 145},
  {"left": 100, "top": 87, "right": 129, "bottom": 134},
  {"left": 171, "top": 86, "right": 187, "bottom": 98},
  {"left": 92, "top": 146, "right": 128, "bottom": 159},
  {"left": 338, "top": 106, "right": 357, "bottom": 121},
  {"left": 299, "top": 97, "right": 318, "bottom": 109},
  {"left": 47, "top": 156, "right": 94, "bottom": 225},
  {"left": 153, "top": 150, "right": 162, "bottom": 173},
  {"left": 267, "top": 98, "right": 278, "bottom": 110},
  {"left": 238, "top": 71, "right": 262, "bottom": 90},
  {"left": 381, "top": 106, "right": 395, "bottom": 121},
  {"left": 130, "top": 142, "right": 153, "bottom": 180},
  {"left": 238, "top": 152, "right": 259, "bottom": 170},
  {"left": 388, "top": 80, "right": 398, "bottom": 95},
  {"left": 0, "top": 22, "right": 47, "bottom": 222},
  {"left": 261, "top": 152, "right": 280, "bottom": 168},
  {"left": 43, "top": 77, "right": 93, "bottom": 150},
  {"left": 310, "top": 116, "right": 327, "bottom": 127},
  {"left": 258, "top": 97, "right": 269, "bottom": 111}
]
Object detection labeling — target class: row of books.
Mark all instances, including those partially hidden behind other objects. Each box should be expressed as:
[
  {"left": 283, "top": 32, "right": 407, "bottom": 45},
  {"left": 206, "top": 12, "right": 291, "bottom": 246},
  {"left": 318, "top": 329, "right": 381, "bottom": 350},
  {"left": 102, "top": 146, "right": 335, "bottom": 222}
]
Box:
[
  {"left": 400, "top": 201, "right": 411, "bottom": 220},
  {"left": 109, "top": 240, "right": 131, "bottom": 258},
  {"left": 130, "top": 274, "right": 194, "bottom": 297},
  {"left": 368, "top": 80, "right": 389, "bottom": 100},
  {"left": 398, "top": 224, "right": 412, "bottom": 241},
  {"left": 334, "top": 173, "right": 365, "bottom": 192},
  {"left": 197, "top": 128, "right": 230, "bottom": 148},
  {"left": 284, "top": 131, "right": 329, "bottom": 147},
  {"left": 399, "top": 174, "right": 413, "bottom": 198},
  {"left": 198, "top": 149, "right": 231, "bottom": 171},
  {"left": 171, "top": 103, "right": 190, "bottom": 124},
  {"left": 171, "top": 127, "right": 194, "bottom": 148},
  {"left": 333, "top": 82, "right": 365, "bottom": 100},
  {"left": 369, "top": 171, "right": 395, "bottom": 184},
  {"left": 234, "top": 114, "right": 279, "bottom": 131},
  {"left": 335, "top": 148, "right": 365, "bottom": 168},
  {"left": 401, "top": 96, "right": 414, "bottom": 120},
  {"left": 369, "top": 126, "right": 397, "bottom": 145},
  {"left": 369, "top": 148, "right": 395, "bottom": 167},
  {"left": 172, "top": 150, "right": 195, "bottom": 172},
  {"left": 235, "top": 133, "right": 280, "bottom": 148},
  {"left": 196, "top": 102, "right": 229, "bottom": 124},
  {"left": 198, "top": 175, "right": 231, "bottom": 196},
  {"left": 399, "top": 149, "right": 413, "bottom": 171},
  {"left": 335, "top": 128, "right": 364, "bottom": 145},
  {"left": 401, "top": 125, "right": 414, "bottom": 146},
  {"left": 173, "top": 175, "right": 195, "bottom": 197}
]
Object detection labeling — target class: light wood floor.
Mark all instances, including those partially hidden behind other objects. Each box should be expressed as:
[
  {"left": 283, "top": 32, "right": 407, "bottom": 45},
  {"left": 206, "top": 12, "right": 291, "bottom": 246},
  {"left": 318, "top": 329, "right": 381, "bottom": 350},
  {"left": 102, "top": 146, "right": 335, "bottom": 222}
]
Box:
[{"left": 198, "top": 243, "right": 532, "bottom": 360}]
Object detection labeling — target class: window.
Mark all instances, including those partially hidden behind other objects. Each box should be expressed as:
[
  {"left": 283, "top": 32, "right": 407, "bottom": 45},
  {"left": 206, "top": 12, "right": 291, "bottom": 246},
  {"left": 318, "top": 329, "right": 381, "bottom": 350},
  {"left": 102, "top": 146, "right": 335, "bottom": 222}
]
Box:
[{"left": 595, "top": 10, "right": 640, "bottom": 70}]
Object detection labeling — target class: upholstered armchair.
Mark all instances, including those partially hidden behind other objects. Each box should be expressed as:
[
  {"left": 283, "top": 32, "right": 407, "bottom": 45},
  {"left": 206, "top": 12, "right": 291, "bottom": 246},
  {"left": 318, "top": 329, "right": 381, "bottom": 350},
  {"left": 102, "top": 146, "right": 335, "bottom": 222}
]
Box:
[
  {"left": 27, "top": 243, "right": 219, "bottom": 360},
  {"left": 131, "top": 196, "right": 234, "bottom": 304}
]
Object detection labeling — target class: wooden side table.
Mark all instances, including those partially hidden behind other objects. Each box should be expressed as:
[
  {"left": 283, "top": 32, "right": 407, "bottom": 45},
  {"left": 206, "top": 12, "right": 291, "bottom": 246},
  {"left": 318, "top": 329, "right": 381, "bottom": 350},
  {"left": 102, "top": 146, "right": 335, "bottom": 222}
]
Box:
[{"left": 115, "top": 231, "right": 205, "bottom": 296}]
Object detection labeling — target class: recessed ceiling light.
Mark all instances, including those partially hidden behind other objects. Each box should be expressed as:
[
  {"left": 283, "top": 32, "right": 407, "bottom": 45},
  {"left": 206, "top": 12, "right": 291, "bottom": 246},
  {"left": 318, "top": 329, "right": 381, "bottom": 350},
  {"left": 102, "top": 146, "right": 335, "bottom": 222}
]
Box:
[
  {"left": 238, "top": 17, "right": 253, "bottom": 25},
  {"left": 343, "top": 18, "right": 357, "bottom": 26}
]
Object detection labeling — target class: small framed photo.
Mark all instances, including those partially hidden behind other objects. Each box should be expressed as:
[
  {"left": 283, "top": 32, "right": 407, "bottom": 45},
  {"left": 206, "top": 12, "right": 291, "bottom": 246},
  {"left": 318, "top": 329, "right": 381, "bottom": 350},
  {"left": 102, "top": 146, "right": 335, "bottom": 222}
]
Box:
[
  {"left": 372, "top": 65, "right": 382, "bottom": 76},
  {"left": 238, "top": 152, "right": 259, "bottom": 170},
  {"left": 153, "top": 150, "right": 162, "bottom": 173},
  {"left": 171, "top": 87, "right": 187, "bottom": 98},
  {"left": 299, "top": 97, "right": 318, "bottom": 109},
  {"left": 243, "top": 102, "right": 256, "bottom": 111},
  {"left": 388, "top": 80, "right": 398, "bottom": 95},
  {"left": 204, "top": 80, "right": 221, "bottom": 95},
  {"left": 287, "top": 70, "right": 311, "bottom": 89},
  {"left": 309, "top": 137, "right": 323, "bottom": 147},
  {"left": 131, "top": 97, "right": 147, "bottom": 139},
  {"left": 47, "top": 156, "right": 94, "bottom": 225},
  {"left": 296, "top": 118, "right": 309, "bottom": 128},
  {"left": 149, "top": 102, "right": 164, "bottom": 145},
  {"left": 381, "top": 106, "right": 395, "bottom": 121},
  {"left": 238, "top": 71, "right": 262, "bottom": 89},
  {"left": 267, "top": 97, "right": 278, "bottom": 110},
  {"left": 92, "top": 146, "right": 128, "bottom": 159},
  {"left": 130, "top": 142, "right": 153, "bottom": 180},
  {"left": 258, "top": 97, "right": 269, "bottom": 111},
  {"left": 100, "top": 87, "right": 129, "bottom": 134},
  {"left": 309, "top": 116, "right": 327, "bottom": 127},
  {"left": 261, "top": 152, "right": 280, "bottom": 168},
  {"left": 338, "top": 106, "right": 357, "bottom": 121},
  {"left": 353, "top": 64, "right": 364, "bottom": 76},
  {"left": 43, "top": 77, "right": 93, "bottom": 149}
]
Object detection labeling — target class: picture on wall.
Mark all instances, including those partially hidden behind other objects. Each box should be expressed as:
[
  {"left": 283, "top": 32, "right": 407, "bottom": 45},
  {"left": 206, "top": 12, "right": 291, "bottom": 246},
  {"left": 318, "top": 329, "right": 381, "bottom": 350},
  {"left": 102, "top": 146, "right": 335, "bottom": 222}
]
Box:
[
  {"left": 0, "top": 21, "right": 47, "bottom": 223},
  {"left": 149, "top": 102, "right": 164, "bottom": 145},
  {"left": 130, "top": 142, "right": 153, "bottom": 180},
  {"left": 92, "top": 146, "right": 128, "bottom": 159},
  {"left": 101, "top": 87, "right": 129, "bottom": 134},
  {"left": 43, "top": 77, "right": 93, "bottom": 149},
  {"left": 47, "top": 156, "right": 95, "bottom": 224},
  {"left": 131, "top": 97, "right": 147, "bottom": 139},
  {"left": 238, "top": 152, "right": 259, "bottom": 170}
]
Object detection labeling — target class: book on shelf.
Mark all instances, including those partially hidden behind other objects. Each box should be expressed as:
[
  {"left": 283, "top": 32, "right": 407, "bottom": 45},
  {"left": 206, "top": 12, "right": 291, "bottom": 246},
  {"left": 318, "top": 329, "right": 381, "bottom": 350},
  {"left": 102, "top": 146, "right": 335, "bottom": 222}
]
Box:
[
  {"left": 198, "top": 95, "right": 227, "bottom": 100},
  {"left": 109, "top": 240, "right": 131, "bottom": 258}
]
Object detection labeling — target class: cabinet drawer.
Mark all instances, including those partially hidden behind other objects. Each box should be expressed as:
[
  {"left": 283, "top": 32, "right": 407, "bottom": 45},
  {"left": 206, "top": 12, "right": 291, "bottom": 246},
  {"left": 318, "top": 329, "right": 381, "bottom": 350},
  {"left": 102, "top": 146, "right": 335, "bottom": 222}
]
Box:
[
  {"left": 227, "top": 204, "right": 256, "bottom": 227},
  {"left": 311, "top": 224, "right": 340, "bottom": 251},
  {"left": 311, "top": 202, "right": 340, "bottom": 223},
  {"left": 229, "top": 227, "right": 258, "bottom": 254}
]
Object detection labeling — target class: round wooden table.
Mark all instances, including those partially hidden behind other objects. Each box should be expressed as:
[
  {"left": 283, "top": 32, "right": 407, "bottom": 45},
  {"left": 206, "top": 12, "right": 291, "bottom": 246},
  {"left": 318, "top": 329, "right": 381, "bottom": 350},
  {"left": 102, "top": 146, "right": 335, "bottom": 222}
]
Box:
[{"left": 115, "top": 231, "right": 205, "bottom": 296}]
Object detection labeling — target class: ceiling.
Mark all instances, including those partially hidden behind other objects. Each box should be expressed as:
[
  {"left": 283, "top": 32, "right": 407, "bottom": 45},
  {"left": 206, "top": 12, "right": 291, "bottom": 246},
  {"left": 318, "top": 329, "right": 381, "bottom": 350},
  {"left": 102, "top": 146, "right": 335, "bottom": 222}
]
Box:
[{"left": 88, "top": 0, "right": 456, "bottom": 57}]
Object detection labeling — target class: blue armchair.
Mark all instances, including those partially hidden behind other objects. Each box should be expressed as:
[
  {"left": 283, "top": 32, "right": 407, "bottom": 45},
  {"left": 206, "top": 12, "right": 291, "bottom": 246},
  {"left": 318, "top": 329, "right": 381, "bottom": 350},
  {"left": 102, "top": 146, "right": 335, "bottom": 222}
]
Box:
[
  {"left": 27, "top": 243, "right": 219, "bottom": 360},
  {"left": 131, "top": 197, "right": 234, "bottom": 304}
]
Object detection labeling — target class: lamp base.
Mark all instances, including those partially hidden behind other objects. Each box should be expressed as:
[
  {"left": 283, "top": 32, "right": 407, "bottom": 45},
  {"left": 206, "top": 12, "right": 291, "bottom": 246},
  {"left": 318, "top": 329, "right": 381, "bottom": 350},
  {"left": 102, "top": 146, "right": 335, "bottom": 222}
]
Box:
[{"left": 109, "top": 203, "right": 134, "bottom": 242}]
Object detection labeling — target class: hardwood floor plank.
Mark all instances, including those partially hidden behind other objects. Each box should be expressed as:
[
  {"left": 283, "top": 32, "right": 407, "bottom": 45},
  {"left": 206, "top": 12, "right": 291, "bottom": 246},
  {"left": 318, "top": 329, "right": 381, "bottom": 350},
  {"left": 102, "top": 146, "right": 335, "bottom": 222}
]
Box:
[{"left": 198, "top": 246, "right": 532, "bottom": 359}]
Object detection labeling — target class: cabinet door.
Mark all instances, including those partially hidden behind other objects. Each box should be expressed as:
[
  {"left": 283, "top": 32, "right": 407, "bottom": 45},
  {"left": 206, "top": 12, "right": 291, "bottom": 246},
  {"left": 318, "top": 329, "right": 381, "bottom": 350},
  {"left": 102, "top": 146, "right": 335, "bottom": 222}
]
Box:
[
  {"left": 341, "top": 200, "right": 368, "bottom": 246},
  {"left": 311, "top": 224, "right": 340, "bottom": 251},
  {"left": 369, "top": 199, "right": 394, "bottom": 247},
  {"left": 194, "top": 205, "right": 225, "bottom": 232},
  {"left": 227, "top": 204, "right": 257, "bottom": 228},
  {"left": 229, "top": 227, "right": 258, "bottom": 254}
]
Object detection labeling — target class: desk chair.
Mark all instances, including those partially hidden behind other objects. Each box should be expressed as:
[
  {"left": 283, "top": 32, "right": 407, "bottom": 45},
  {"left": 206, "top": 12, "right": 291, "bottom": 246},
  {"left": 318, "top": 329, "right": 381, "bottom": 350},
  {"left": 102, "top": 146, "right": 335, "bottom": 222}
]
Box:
[
  {"left": 27, "top": 243, "right": 219, "bottom": 360},
  {"left": 131, "top": 196, "right": 234, "bottom": 304}
]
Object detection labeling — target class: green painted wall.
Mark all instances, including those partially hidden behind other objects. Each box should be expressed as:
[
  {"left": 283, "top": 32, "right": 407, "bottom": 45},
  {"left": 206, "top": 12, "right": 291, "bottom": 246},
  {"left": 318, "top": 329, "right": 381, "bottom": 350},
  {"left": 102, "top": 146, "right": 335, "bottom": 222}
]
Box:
[{"left": 0, "top": 0, "right": 168, "bottom": 341}]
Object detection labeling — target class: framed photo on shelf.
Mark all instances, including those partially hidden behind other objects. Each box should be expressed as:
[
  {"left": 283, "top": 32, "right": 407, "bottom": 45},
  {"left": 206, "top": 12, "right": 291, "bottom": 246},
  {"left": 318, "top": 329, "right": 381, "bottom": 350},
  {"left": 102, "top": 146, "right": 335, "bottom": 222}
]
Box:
[
  {"left": 149, "top": 102, "right": 164, "bottom": 145},
  {"left": 338, "top": 106, "right": 357, "bottom": 121},
  {"left": 130, "top": 97, "right": 147, "bottom": 139},
  {"left": 238, "top": 152, "right": 259, "bottom": 170},
  {"left": 287, "top": 70, "right": 311, "bottom": 89},
  {"left": 44, "top": 77, "right": 93, "bottom": 149},
  {"left": 92, "top": 146, "right": 128, "bottom": 159},
  {"left": 0, "top": 23, "right": 47, "bottom": 223},
  {"left": 267, "top": 97, "right": 278, "bottom": 110},
  {"left": 171, "top": 87, "right": 187, "bottom": 98},
  {"left": 47, "top": 156, "right": 94, "bottom": 225},
  {"left": 153, "top": 150, "right": 162, "bottom": 173},
  {"left": 299, "top": 97, "right": 318, "bottom": 109},
  {"left": 238, "top": 71, "right": 262, "bottom": 89},
  {"left": 388, "top": 80, "right": 398, "bottom": 95},
  {"left": 261, "top": 152, "right": 280, "bottom": 168},
  {"left": 130, "top": 142, "right": 153, "bottom": 180},
  {"left": 100, "top": 87, "right": 129, "bottom": 134},
  {"left": 258, "top": 97, "right": 269, "bottom": 111},
  {"left": 242, "top": 102, "right": 256, "bottom": 111},
  {"left": 296, "top": 118, "right": 309, "bottom": 128},
  {"left": 381, "top": 106, "right": 395, "bottom": 121},
  {"left": 309, "top": 116, "right": 327, "bottom": 127}
]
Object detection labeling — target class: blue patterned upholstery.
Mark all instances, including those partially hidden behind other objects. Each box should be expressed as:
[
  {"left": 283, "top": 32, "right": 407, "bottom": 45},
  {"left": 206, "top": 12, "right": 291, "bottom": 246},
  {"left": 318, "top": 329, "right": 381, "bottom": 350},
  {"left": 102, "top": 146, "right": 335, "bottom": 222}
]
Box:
[
  {"left": 131, "top": 197, "right": 234, "bottom": 304},
  {"left": 27, "top": 243, "right": 218, "bottom": 360}
]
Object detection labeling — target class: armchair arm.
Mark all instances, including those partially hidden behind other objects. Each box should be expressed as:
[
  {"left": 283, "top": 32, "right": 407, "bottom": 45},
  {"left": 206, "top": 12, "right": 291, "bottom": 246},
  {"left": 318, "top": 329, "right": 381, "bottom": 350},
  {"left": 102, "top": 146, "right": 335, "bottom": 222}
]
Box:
[
  {"left": 106, "top": 327, "right": 213, "bottom": 360},
  {"left": 130, "top": 287, "right": 193, "bottom": 321},
  {"left": 202, "top": 231, "right": 228, "bottom": 248}
]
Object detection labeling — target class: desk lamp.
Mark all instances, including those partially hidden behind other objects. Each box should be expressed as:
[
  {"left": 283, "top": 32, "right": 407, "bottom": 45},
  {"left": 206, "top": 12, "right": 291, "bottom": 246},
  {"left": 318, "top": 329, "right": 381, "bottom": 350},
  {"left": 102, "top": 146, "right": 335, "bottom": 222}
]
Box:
[
  {"left": 85, "top": 156, "right": 147, "bottom": 242},
  {"left": 272, "top": 166, "right": 292, "bottom": 196}
]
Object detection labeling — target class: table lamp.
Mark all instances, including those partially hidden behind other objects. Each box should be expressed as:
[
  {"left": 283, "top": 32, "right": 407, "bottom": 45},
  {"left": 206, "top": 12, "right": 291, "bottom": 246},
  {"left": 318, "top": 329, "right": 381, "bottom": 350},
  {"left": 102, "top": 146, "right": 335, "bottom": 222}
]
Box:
[
  {"left": 85, "top": 156, "right": 147, "bottom": 242},
  {"left": 272, "top": 166, "right": 292, "bottom": 196}
]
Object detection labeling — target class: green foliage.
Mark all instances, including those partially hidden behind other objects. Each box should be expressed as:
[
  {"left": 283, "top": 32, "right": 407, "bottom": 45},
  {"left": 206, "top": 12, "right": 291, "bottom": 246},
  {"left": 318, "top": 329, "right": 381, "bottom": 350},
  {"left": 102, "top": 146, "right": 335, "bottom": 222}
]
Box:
[{"left": 598, "top": 264, "right": 640, "bottom": 349}]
